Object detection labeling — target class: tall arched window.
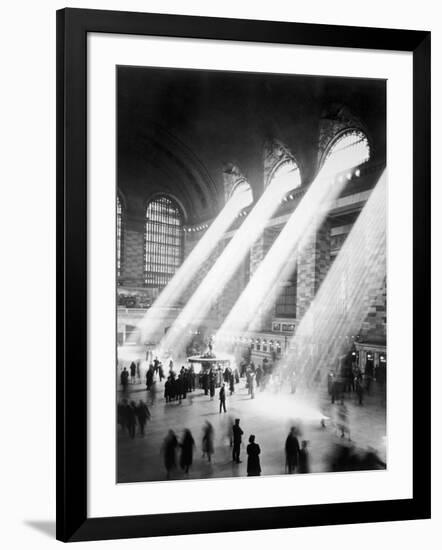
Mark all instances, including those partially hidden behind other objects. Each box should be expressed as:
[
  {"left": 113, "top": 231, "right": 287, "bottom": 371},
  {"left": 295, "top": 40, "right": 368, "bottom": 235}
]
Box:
[
  {"left": 116, "top": 195, "right": 123, "bottom": 280},
  {"left": 144, "top": 195, "right": 183, "bottom": 287},
  {"left": 324, "top": 129, "right": 370, "bottom": 169}
]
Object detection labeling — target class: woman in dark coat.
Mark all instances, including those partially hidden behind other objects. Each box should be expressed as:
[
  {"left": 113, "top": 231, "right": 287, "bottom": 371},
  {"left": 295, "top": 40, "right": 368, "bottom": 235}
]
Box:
[
  {"left": 246, "top": 435, "right": 261, "bottom": 476},
  {"left": 180, "top": 429, "right": 195, "bottom": 473}
]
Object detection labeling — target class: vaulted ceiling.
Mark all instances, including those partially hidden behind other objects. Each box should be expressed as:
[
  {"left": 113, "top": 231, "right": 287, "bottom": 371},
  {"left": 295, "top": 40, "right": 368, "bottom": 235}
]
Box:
[{"left": 118, "top": 66, "right": 386, "bottom": 224}]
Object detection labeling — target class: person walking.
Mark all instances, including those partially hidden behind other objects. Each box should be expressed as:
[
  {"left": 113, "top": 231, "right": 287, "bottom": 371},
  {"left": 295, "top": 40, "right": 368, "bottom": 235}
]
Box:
[
  {"left": 135, "top": 400, "right": 151, "bottom": 436},
  {"left": 232, "top": 418, "right": 243, "bottom": 463},
  {"left": 162, "top": 430, "right": 178, "bottom": 479},
  {"left": 246, "top": 435, "right": 261, "bottom": 476},
  {"left": 126, "top": 401, "right": 137, "bottom": 439},
  {"left": 219, "top": 383, "right": 227, "bottom": 413},
  {"left": 180, "top": 429, "right": 195, "bottom": 474},
  {"left": 285, "top": 427, "right": 300, "bottom": 474},
  {"left": 120, "top": 367, "right": 129, "bottom": 392},
  {"left": 202, "top": 421, "right": 214, "bottom": 463}
]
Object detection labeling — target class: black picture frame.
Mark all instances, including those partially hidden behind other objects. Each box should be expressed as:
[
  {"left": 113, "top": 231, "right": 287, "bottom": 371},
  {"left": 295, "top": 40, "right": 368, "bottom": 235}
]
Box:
[{"left": 56, "top": 7, "right": 431, "bottom": 542}]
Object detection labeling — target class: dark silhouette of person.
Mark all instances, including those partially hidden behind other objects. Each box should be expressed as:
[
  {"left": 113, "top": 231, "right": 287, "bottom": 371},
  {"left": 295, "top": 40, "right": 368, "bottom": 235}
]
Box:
[
  {"left": 247, "top": 435, "right": 261, "bottom": 476},
  {"left": 117, "top": 398, "right": 128, "bottom": 433},
  {"left": 209, "top": 372, "right": 216, "bottom": 400},
  {"left": 126, "top": 401, "right": 137, "bottom": 439},
  {"left": 120, "top": 367, "right": 129, "bottom": 391},
  {"left": 219, "top": 383, "right": 227, "bottom": 413},
  {"left": 135, "top": 400, "right": 151, "bottom": 435},
  {"left": 298, "top": 440, "right": 310, "bottom": 473},
  {"left": 130, "top": 361, "right": 136, "bottom": 384},
  {"left": 180, "top": 429, "right": 195, "bottom": 473},
  {"left": 232, "top": 419, "right": 243, "bottom": 463},
  {"left": 202, "top": 421, "right": 214, "bottom": 462},
  {"left": 162, "top": 430, "right": 178, "bottom": 479},
  {"left": 285, "top": 427, "right": 300, "bottom": 473},
  {"left": 355, "top": 376, "right": 364, "bottom": 405},
  {"left": 229, "top": 372, "right": 235, "bottom": 395}
]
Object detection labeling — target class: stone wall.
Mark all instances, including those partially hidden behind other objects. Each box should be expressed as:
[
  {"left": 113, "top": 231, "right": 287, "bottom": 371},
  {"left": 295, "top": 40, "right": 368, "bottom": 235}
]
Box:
[
  {"left": 296, "top": 220, "right": 331, "bottom": 319},
  {"left": 120, "top": 218, "right": 145, "bottom": 287}
]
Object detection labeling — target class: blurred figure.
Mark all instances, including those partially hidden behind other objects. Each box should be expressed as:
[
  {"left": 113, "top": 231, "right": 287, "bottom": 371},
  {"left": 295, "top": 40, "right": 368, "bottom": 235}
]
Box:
[
  {"left": 219, "top": 383, "right": 227, "bottom": 413},
  {"left": 255, "top": 365, "right": 262, "bottom": 388},
  {"left": 130, "top": 361, "right": 136, "bottom": 384},
  {"left": 117, "top": 398, "right": 128, "bottom": 433},
  {"left": 146, "top": 365, "right": 154, "bottom": 390},
  {"left": 298, "top": 440, "right": 310, "bottom": 473},
  {"left": 249, "top": 371, "right": 255, "bottom": 399},
  {"left": 232, "top": 418, "right": 244, "bottom": 463},
  {"left": 285, "top": 427, "right": 300, "bottom": 474},
  {"left": 126, "top": 401, "right": 137, "bottom": 439},
  {"left": 162, "top": 430, "right": 178, "bottom": 479},
  {"left": 247, "top": 435, "right": 261, "bottom": 476},
  {"left": 229, "top": 371, "right": 235, "bottom": 395},
  {"left": 202, "top": 421, "right": 214, "bottom": 462},
  {"left": 209, "top": 371, "right": 216, "bottom": 400},
  {"left": 120, "top": 367, "right": 129, "bottom": 392},
  {"left": 355, "top": 376, "right": 364, "bottom": 405},
  {"left": 135, "top": 400, "right": 151, "bottom": 436},
  {"left": 336, "top": 401, "right": 350, "bottom": 440},
  {"left": 180, "top": 429, "right": 195, "bottom": 474},
  {"left": 148, "top": 381, "right": 156, "bottom": 407}
]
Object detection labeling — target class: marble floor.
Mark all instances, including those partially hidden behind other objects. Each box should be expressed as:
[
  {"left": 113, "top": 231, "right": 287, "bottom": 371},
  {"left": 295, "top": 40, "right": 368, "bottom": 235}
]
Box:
[{"left": 117, "top": 376, "right": 386, "bottom": 484}]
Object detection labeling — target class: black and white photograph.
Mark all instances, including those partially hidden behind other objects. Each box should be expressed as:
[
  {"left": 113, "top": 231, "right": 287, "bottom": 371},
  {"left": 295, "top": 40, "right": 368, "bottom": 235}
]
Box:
[{"left": 116, "top": 66, "right": 387, "bottom": 484}]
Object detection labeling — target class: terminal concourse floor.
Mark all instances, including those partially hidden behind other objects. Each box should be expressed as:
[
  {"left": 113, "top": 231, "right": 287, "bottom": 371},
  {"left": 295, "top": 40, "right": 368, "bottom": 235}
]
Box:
[{"left": 117, "top": 377, "right": 386, "bottom": 483}]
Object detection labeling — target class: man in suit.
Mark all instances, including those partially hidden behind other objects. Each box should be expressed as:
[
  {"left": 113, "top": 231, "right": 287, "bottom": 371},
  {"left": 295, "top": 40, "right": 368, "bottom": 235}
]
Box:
[
  {"left": 232, "top": 418, "right": 244, "bottom": 463},
  {"left": 219, "top": 383, "right": 227, "bottom": 413}
]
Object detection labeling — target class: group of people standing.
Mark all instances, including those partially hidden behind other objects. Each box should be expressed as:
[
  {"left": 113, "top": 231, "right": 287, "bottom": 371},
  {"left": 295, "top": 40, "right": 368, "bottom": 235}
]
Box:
[
  {"left": 161, "top": 418, "right": 263, "bottom": 478},
  {"left": 164, "top": 365, "right": 196, "bottom": 403},
  {"left": 285, "top": 427, "right": 310, "bottom": 474}
]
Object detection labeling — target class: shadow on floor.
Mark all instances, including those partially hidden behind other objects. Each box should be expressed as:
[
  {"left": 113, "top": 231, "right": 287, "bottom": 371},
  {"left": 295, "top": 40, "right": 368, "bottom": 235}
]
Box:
[{"left": 24, "top": 520, "right": 56, "bottom": 538}]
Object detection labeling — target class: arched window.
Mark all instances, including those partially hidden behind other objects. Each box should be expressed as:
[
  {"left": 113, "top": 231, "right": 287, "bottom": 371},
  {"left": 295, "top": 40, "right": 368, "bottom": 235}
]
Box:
[
  {"left": 144, "top": 195, "right": 183, "bottom": 288},
  {"left": 116, "top": 195, "right": 123, "bottom": 280},
  {"left": 269, "top": 159, "right": 301, "bottom": 193},
  {"left": 324, "top": 129, "right": 370, "bottom": 170}
]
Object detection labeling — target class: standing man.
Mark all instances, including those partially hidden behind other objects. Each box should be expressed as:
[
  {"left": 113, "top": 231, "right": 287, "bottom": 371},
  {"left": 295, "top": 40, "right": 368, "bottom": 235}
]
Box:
[
  {"left": 232, "top": 418, "right": 243, "bottom": 463},
  {"left": 285, "top": 426, "right": 300, "bottom": 474},
  {"left": 219, "top": 383, "right": 227, "bottom": 413},
  {"left": 120, "top": 367, "right": 129, "bottom": 392}
]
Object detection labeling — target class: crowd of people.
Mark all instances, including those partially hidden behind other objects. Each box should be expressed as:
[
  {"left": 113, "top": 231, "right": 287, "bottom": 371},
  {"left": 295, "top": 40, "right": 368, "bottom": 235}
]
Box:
[{"left": 117, "top": 349, "right": 386, "bottom": 479}]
